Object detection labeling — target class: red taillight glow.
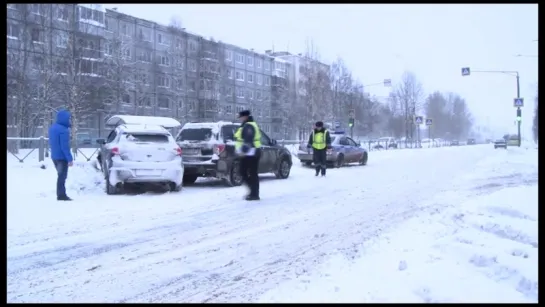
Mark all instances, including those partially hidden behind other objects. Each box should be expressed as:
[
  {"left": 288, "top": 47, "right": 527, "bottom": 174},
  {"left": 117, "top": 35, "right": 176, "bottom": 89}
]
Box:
[
  {"left": 214, "top": 144, "right": 226, "bottom": 155},
  {"left": 111, "top": 147, "right": 120, "bottom": 155},
  {"left": 176, "top": 147, "right": 182, "bottom": 155}
]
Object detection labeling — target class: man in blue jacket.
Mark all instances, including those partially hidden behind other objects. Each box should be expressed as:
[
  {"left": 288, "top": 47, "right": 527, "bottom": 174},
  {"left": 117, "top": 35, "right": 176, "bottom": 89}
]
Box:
[{"left": 49, "top": 110, "right": 74, "bottom": 201}]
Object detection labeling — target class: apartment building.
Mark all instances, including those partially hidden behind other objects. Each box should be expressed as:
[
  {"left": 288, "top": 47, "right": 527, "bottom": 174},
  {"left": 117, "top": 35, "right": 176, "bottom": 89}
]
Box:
[{"left": 7, "top": 4, "right": 296, "bottom": 139}]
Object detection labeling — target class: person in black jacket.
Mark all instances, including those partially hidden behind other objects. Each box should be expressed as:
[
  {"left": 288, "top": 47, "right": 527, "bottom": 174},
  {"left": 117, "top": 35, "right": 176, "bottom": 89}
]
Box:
[
  {"left": 307, "top": 121, "right": 332, "bottom": 176},
  {"left": 235, "top": 110, "right": 262, "bottom": 200}
]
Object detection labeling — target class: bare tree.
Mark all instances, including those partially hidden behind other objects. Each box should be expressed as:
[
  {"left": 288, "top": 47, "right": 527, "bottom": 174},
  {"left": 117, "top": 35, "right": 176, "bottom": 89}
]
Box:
[
  {"left": 329, "top": 57, "right": 354, "bottom": 125},
  {"left": 390, "top": 71, "right": 424, "bottom": 140},
  {"left": 297, "top": 38, "right": 332, "bottom": 139}
]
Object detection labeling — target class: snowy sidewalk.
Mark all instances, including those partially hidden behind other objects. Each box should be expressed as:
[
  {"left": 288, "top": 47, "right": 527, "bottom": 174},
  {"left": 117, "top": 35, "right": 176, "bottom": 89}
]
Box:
[{"left": 259, "top": 148, "right": 538, "bottom": 303}]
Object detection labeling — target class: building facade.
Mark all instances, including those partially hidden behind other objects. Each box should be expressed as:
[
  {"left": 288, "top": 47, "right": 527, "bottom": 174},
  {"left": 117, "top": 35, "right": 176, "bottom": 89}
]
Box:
[{"left": 7, "top": 4, "right": 298, "bottom": 139}]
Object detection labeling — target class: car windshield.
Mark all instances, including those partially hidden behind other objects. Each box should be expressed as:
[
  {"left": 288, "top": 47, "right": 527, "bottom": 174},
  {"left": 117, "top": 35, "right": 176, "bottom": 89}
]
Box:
[
  {"left": 123, "top": 133, "right": 169, "bottom": 143},
  {"left": 221, "top": 125, "right": 240, "bottom": 141},
  {"left": 177, "top": 128, "right": 213, "bottom": 142}
]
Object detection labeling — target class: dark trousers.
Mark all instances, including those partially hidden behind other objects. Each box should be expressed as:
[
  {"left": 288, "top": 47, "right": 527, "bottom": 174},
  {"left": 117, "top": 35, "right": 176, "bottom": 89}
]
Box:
[
  {"left": 313, "top": 149, "right": 328, "bottom": 174},
  {"left": 53, "top": 160, "right": 68, "bottom": 198},
  {"left": 239, "top": 151, "right": 261, "bottom": 197}
]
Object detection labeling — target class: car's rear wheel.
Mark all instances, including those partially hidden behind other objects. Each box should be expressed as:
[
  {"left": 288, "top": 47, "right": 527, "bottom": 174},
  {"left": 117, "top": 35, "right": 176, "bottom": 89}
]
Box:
[
  {"left": 335, "top": 154, "right": 344, "bottom": 168},
  {"left": 169, "top": 182, "right": 183, "bottom": 192},
  {"left": 105, "top": 170, "right": 123, "bottom": 195},
  {"left": 224, "top": 160, "right": 243, "bottom": 187},
  {"left": 359, "top": 152, "right": 368, "bottom": 165},
  {"left": 182, "top": 174, "right": 198, "bottom": 185},
  {"left": 275, "top": 158, "right": 291, "bottom": 179}
]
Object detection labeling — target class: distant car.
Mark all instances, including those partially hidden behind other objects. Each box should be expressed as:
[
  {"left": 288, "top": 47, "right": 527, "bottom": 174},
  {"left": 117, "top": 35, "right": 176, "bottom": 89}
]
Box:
[
  {"left": 377, "top": 137, "right": 398, "bottom": 149},
  {"left": 506, "top": 134, "right": 519, "bottom": 146},
  {"left": 298, "top": 131, "right": 368, "bottom": 168},
  {"left": 96, "top": 115, "right": 184, "bottom": 195},
  {"left": 494, "top": 139, "right": 507, "bottom": 149},
  {"left": 450, "top": 140, "right": 459, "bottom": 146},
  {"left": 467, "top": 138, "right": 476, "bottom": 145},
  {"left": 175, "top": 121, "right": 292, "bottom": 187}
]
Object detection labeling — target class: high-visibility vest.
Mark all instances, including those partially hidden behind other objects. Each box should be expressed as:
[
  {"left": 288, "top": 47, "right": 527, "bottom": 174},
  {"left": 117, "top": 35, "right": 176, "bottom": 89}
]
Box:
[
  {"left": 312, "top": 129, "right": 328, "bottom": 150},
  {"left": 234, "top": 121, "right": 262, "bottom": 151}
]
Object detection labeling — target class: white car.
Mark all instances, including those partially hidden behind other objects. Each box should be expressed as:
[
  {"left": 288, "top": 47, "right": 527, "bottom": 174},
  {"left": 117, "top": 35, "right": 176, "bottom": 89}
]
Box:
[{"left": 96, "top": 115, "right": 184, "bottom": 195}]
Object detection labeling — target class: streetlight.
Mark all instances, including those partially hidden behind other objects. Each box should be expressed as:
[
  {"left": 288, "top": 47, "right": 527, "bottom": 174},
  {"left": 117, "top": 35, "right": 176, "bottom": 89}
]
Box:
[
  {"left": 347, "top": 79, "right": 391, "bottom": 138},
  {"left": 460, "top": 67, "right": 522, "bottom": 147},
  {"left": 515, "top": 54, "right": 538, "bottom": 58}
]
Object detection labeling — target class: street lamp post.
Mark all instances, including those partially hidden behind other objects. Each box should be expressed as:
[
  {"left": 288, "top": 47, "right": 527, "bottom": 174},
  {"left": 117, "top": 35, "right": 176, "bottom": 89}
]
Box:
[{"left": 461, "top": 68, "right": 522, "bottom": 147}]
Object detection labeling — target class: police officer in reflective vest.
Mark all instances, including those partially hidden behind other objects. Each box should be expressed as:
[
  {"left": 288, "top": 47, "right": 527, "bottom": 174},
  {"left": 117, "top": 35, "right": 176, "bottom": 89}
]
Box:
[
  {"left": 307, "top": 121, "right": 332, "bottom": 176},
  {"left": 234, "top": 110, "right": 262, "bottom": 200}
]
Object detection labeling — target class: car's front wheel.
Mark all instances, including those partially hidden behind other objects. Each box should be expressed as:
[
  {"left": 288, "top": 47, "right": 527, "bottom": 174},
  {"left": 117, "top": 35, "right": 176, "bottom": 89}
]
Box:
[
  {"left": 359, "top": 152, "right": 368, "bottom": 165},
  {"left": 275, "top": 158, "right": 291, "bottom": 179},
  {"left": 335, "top": 154, "right": 344, "bottom": 168},
  {"left": 224, "top": 160, "right": 243, "bottom": 187}
]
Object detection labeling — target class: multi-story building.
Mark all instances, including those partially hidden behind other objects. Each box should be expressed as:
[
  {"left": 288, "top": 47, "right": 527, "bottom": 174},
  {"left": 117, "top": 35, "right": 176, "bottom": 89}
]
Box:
[{"left": 7, "top": 4, "right": 297, "bottom": 140}]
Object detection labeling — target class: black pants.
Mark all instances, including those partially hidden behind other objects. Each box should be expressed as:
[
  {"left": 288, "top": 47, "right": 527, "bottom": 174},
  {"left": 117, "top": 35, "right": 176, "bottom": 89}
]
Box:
[
  {"left": 239, "top": 150, "right": 261, "bottom": 197},
  {"left": 313, "top": 149, "right": 327, "bottom": 174},
  {"left": 53, "top": 160, "right": 69, "bottom": 198}
]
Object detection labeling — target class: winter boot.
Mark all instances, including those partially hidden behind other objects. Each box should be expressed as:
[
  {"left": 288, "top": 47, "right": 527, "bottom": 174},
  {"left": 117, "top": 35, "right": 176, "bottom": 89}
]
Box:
[
  {"left": 321, "top": 168, "right": 326, "bottom": 177},
  {"left": 57, "top": 196, "right": 73, "bottom": 201},
  {"left": 315, "top": 168, "right": 320, "bottom": 176},
  {"left": 245, "top": 195, "right": 260, "bottom": 201}
]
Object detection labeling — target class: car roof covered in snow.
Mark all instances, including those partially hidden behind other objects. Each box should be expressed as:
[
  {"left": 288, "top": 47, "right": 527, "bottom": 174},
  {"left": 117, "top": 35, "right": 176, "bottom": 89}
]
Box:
[
  {"left": 181, "top": 121, "right": 237, "bottom": 132},
  {"left": 106, "top": 115, "right": 181, "bottom": 128},
  {"left": 117, "top": 124, "right": 171, "bottom": 135}
]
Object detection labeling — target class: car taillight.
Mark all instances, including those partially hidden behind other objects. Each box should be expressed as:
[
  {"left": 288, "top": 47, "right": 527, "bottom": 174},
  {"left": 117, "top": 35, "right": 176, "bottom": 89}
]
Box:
[
  {"left": 175, "top": 147, "right": 182, "bottom": 155},
  {"left": 214, "top": 144, "right": 226, "bottom": 155},
  {"left": 111, "top": 147, "right": 120, "bottom": 155}
]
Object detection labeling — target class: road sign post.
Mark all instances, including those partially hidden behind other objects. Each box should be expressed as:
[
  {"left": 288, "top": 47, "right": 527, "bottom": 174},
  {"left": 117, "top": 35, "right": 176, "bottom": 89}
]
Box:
[
  {"left": 426, "top": 118, "right": 433, "bottom": 146},
  {"left": 414, "top": 116, "right": 423, "bottom": 147},
  {"left": 383, "top": 79, "right": 392, "bottom": 87}
]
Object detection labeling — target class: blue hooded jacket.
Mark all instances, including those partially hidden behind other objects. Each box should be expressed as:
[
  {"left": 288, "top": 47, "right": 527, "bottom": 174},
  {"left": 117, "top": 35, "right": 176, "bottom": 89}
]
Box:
[{"left": 48, "top": 110, "right": 73, "bottom": 162}]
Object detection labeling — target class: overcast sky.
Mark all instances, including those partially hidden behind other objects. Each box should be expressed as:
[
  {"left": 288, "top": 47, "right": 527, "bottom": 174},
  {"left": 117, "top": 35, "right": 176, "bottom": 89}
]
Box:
[{"left": 102, "top": 4, "right": 538, "bottom": 137}]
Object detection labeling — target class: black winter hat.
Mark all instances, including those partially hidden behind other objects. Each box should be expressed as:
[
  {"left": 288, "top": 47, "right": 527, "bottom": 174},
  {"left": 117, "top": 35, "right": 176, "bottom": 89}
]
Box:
[
  {"left": 238, "top": 110, "right": 251, "bottom": 118},
  {"left": 315, "top": 121, "right": 324, "bottom": 127}
]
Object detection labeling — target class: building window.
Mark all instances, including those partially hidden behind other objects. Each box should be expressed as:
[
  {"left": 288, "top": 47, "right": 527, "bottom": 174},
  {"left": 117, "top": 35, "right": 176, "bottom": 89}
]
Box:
[
  {"left": 124, "top": 48, "right": 131, "bottom": 59},
  {"left": 121, "top": 23, "right": 130, "bottom": 36},
  {"left": 176, "top": 59, "right": 184, "bottom": 69},
  {"left": 226, "top": 87, "right": 233, "bottom": 96},
  {"left": 122, "top": 93, "right": 131, "bottom": 104},
  {"left": 139, "top": 28, "right": 151, "bottom": 42},
  {"left": 227, "top": 69, "right": 233, "bottom": 79},
  {"left": 31, "top": 4, "right": 43, "bottom": 15},
  {"left": 78, "top": 59, "right": 100, "bottom": 75},
  {"left": 189, "top": 40, "right": 197, "bottom": 51},
  {"left": 142, "top": 96, "right": 152, "bottom": 107},
  {"left": 236, "top": 53, "right": 244, "bottom": 64},
  {"left": 7, "top": 23, "right": 20, "bottom": 39},
  {"left": 136, "top": 73, "right": 149, "bottom": 85},
  {"left": 175, "top": 38, "right": 183, "bottom": 49},
  {"left": 264, "top": 61, "right": 270, "bottom": 70},
  {"left": 247, "top": 56, "right": 253, "bottom": 66},
  {"left": 256, "top": 74, "right": 262, "bottom": 85},
  {"left": 79, "top": 6, "right": 104, "bottom": 24},
  {"left": 160, "top": 56, "right": 170, "bottom": 66},
  {"left": 256, "top": 59, "right": 262, "bottom": 69},
  {"left": 138, "top": 51, "right": 152, "bottom": 63},
  {"left": 235, "top": 71, "right": 244, "bottom": 81},
  {"left": 265, "top": 76, "right": 270, "bottom": 86},
  {"left": 157, "top": 33, "right": 169, "bottom": 45},
  {"left": 225, "top": 105, "right": 232, "bottom": 114},
  {"left": 189, "top": 81, "right": 196, "bottom": 91},
  {"left": 56, "top": 32, "right": 68, "bottom": 48},
  {"left": 189, "top": 60, "right": 197, "bottom": 72},
  {"left": 256, "top": 90, "right": 262, "bottom": 100},
  {"left": 236, "top": 106, "right": 244, "bottom": 113},
  {"left": 103, "top": 44, "right": 112, "bottom": 56},
  {"left": 247, "top": 90, "right": 254, "bottom": 100},
  {"left": 158, "top": 96, "right": 169, "bottom": 108},
  {"left": 31, "top": 28, "right": 43, "bottom": 43},
  {"left": 236, "top": 88, "right": 244, "bottom": 98},
  {"left": 177, "top": 79, "right": 184, "bottom": 90},
  {"left": 247, "top": 73, "right": 254, "bottom": 83},
  {"left": 225, "top": 50, "right": 232, "bottom": 61},
  {"left": 57, "top": 6, "right": 69, "bottom": 21},
  {"left": 158, "top": 75, "right": 170, "bottom": 88}
]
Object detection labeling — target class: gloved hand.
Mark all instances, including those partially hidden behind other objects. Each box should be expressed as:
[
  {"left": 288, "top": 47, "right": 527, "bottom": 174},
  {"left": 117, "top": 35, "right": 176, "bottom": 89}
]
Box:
[
  {"left": 306, "top": 144, "right": 312, "bottom": 149},
  {"left": 241, "top": 144, "right": 250, "bottom": 153}
]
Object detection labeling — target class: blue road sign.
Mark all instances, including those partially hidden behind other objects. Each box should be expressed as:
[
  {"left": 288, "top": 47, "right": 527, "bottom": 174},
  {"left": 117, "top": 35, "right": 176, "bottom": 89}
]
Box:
[
  {"left": 425, "top": 118, "right": 433, "bottom": 126},
  {"left": 461, "top": 67, "right": 471, "bottom": 76},
  {"left": 514, "top": 97, "right": 524, "bottom": 107},
  {"left": 334, "top": 121, "right": 341, "bottom": 128},
  {"left": 415, "top": 116, "right": 423, "bottom": 124}
]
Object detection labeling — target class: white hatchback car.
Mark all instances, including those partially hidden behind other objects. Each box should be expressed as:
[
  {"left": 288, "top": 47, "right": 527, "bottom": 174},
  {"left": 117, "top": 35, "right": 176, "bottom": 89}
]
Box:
[{"left": 96, "top": 115, "right": 184, "bottom": 194}]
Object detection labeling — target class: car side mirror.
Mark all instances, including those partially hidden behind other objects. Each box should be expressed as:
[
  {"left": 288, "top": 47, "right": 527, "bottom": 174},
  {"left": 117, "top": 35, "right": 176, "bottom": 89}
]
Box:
[
  {"left": 270, "top": 139, "right": 277, "bottom": 146},
  {"left": 96, "top": 138, "right": 105, "bottom": 145},
  {"left": 356, "top": 141, "right": 361, "bottom": 146}
]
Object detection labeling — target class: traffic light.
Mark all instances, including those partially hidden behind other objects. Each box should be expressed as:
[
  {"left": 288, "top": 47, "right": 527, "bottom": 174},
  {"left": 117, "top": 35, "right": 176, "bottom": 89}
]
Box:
[
  {"left": 348, "top": 118, "right": 354, "bottom": 127},
  {"left": 516, "top": 108, "right": 522, "bottom": 122}
]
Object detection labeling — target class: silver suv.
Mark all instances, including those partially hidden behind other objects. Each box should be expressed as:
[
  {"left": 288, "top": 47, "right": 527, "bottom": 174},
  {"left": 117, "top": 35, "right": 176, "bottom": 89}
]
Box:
[{"left": 96, "top": 115, "right": 184, "bottom": 194}]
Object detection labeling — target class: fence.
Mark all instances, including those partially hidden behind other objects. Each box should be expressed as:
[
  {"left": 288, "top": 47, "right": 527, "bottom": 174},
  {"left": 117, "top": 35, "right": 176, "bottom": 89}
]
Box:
[{"left": 7, "top": 137, "right": 100, "bottom": 163}]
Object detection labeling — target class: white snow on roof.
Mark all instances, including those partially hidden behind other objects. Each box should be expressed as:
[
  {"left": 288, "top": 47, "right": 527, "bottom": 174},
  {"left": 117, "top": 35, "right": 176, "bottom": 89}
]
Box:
[
  {"left": 106, "top": 115, "right": 181, "bottom": 128},
  {"left": 181, "top": 121, "right": 237, "bottom": 134}
]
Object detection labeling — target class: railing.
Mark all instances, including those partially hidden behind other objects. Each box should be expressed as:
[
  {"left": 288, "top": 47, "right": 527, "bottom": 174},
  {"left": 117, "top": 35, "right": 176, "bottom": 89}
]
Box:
[{"left": 7, "top": 137, "right": 100, "bottom": 163}]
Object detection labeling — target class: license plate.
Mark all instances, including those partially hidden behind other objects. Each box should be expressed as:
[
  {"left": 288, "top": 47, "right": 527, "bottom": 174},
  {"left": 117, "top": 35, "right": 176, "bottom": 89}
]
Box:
[
  {"left": 136, "top": 169, "right": 162, "bottom": 176},
  {"left": 184, "top": 148, "right": 200, "bottom": 155}
]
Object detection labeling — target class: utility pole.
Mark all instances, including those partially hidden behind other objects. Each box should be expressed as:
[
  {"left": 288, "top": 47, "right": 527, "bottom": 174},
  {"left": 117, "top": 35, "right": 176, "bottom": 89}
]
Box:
[{"left": 516, "top": 73, "right": 521, "bottom": 147}]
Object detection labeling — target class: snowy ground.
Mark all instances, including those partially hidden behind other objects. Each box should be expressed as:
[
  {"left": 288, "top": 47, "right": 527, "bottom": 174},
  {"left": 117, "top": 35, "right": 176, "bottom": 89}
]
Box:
[{"left": 7, "top": 144, "right": 538, "bottom": 303}]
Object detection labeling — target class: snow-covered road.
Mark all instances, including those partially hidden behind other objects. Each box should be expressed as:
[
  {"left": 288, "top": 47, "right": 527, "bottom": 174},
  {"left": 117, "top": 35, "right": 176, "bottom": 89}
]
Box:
[{"left": 7, "top": 145, "right": 527, "bottom": 303}]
